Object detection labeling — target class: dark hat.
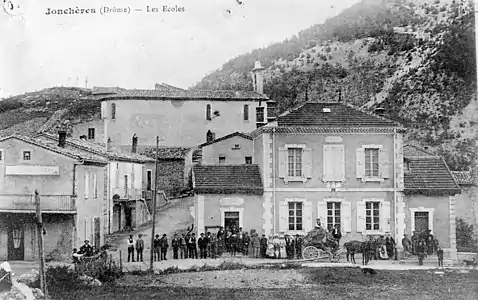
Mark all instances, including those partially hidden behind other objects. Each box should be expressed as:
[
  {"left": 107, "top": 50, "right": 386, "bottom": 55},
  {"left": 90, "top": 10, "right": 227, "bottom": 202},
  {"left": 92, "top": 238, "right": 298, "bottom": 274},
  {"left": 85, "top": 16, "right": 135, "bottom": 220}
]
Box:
[
  {"left": 200, "top": 233, "right": 204, "bottom": 236},
  {"left": 84, "top": 240, "right": 89, "bottom": 243},
  {"left": 163, "top": 234, "right": 167, "bottom": 237},
  {"left": 155, "top": 234, "right": 159, "bottom": 237}
]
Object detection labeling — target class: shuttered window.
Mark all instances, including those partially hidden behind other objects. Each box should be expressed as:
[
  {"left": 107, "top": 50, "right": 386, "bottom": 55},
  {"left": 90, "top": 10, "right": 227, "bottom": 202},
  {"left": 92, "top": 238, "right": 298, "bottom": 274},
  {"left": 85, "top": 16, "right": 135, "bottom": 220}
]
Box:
[
  {"left": 365, "top": 201, "right": 380, "bottom": 231},
  {"left": 206, "top": 104, "right": 211, "bottom": 120},
  {"left": 288, "top": 202, "right": 303, "bottom": 231},
  {"left": 365, "top": 148, "right": 379, "bottom": 177},
  {"left": 243, "top": 104, "right": 249, "bottom": 121},
  {"left": 326, "top": 202, "right": 341, "bottom": 231},
  {"left": 323, "top": 144, "right": 345, "bottom": 182},
  {"left": 84, "top": 173, "right": 89, "bottom": 199},
  {"left": 111, "top": 103, "right": 116, "bottom": 120},
  {"left": 93, "top": 173, "right": 98, "bottom": 199},
  {"left": 287, "top": 148, "right": 302, "bottom": 177}
]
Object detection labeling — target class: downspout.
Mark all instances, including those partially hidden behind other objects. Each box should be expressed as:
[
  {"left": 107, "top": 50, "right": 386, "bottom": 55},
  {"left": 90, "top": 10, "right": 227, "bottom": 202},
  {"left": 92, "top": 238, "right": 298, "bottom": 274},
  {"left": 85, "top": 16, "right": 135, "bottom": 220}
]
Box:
[
  {"left": 393, "top": 129, "right": 397, "bottom": 242},
  {"left": 272, "top": 127, "right": 277, "bottom": 235}
]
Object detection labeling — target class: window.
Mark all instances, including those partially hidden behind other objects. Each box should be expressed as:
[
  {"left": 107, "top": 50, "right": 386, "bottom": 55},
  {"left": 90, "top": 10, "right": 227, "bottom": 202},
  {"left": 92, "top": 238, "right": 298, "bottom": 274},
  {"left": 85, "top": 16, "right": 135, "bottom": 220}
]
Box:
[
  {"left": 233, "top": 144, "right": 240, "bottom": 149},
  {"left": 365, "top": 148, "right": 379, "bottom": 177},
  {"left": 206, "top": 104, "right": 211, "bottom": 120},
  {"left": 93, "top": 173, "right": 98, "bottom": 198},
  {"left": 147, "top": 170, "right": 152, "bottom": 190},
  {"left": 365, "top": 201, "right": 380, "bottom": 231},
  {"left": 111, "top": 103, "right": 116, "bottom": 120},
  {"left": 88, "top": 128, "right": 95, "bottom": 140},
  {"left": 326, "top": 202, "right": 341, "bottom": 231},
  {"left": 245, "top": 157, "right": 252, "bottom": 164},
  {"left": 287, "top": 148, "right": 302, "bottom": 177},
  {"left": 288, "top": 202, "right": 303, "bottom": 231},
  {"left": 256, "top": 107, "right": 264, "bottom": 123},
  {"left": 219, "top": 156, "right": 226, "bottom": 164},
  {"left": 0, "top": 149, "right": 4, "bottom": 163},
  {"left": 243, "top": 104, "right": 249, "bottom": 121},
  {"left": 84, "top": 173, "right": 89, "bottom": 199},
  {"left": 22, "top": 151, "right": 31, "bottom": 161},
  {"left": 124, "top": 175, "right": 128, "bottom": 197}
]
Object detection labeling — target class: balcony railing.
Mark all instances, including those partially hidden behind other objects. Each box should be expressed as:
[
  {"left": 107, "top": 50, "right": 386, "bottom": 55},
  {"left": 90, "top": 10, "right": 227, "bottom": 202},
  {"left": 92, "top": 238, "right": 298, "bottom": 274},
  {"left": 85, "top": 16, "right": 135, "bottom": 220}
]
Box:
[
  {"left": 112, "top": 188, "right": 142, "bottom": 200},
  {"left": 0, "top": 194, "right": 76, "bottom": 212}
]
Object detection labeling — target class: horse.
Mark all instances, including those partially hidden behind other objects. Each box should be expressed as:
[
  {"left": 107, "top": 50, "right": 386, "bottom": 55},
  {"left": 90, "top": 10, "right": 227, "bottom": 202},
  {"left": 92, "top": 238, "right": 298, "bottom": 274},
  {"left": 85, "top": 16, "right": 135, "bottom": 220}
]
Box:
[
  {"left": 362, "top": 239, "right": 379, "bottom": 265},
  {"left": 344, "top": 240, "right": 363, "bottom": 264}
]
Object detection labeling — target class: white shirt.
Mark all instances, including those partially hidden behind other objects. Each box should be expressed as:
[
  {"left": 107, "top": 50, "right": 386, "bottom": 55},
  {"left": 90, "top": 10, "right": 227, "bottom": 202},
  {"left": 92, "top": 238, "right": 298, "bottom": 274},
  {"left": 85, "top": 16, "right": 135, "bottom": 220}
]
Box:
[{"left": 127, "top": 238, "right": 135, "bottom": 247}]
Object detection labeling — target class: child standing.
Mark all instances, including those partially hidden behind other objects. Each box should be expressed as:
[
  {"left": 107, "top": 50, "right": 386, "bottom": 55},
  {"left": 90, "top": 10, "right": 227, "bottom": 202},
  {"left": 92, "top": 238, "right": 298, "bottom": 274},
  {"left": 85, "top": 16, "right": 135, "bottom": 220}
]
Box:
[{"left": 437, "top": 247, "right": 444, "bottom": 267}]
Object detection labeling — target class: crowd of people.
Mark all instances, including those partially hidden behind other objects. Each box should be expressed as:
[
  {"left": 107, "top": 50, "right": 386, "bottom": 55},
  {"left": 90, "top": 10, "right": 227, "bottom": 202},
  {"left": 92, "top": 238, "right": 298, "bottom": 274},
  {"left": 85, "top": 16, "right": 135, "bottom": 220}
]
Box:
[{"left": 401, "top": 229, "right": 443, "bottom": 265}]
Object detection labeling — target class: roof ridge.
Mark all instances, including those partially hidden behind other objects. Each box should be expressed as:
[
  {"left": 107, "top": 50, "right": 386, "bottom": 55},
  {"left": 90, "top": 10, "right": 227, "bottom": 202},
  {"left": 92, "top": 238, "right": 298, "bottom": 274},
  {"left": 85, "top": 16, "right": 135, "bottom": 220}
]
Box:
[
  {"left": 198, "top": 131, "right": 252, "bottom": 148},
  {"left": 404, "top": 143, "right": 437, "bottom": 156},
  {"left": 440, "top": 156, "right": 461, "bottom": 190},
  {"left": 343, "top": 102, "right": 403, "bottom": 128}
]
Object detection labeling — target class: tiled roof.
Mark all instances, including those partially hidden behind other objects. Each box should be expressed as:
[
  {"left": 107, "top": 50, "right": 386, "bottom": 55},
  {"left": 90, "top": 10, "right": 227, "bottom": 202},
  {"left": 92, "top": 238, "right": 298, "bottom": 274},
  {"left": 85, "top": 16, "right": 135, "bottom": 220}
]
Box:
[
  {"left": 0, "top": 135, "right": 108, "bottom": 164},
  {"left": 277, "top": 102, "right": 401, "bottom": 128},
  {"left": 403, "top": 144, "right": 436, "bottom": 157},
  {"left": 198, "top": 132, "right": 252, "bottom": 148},
  {"left": 135, "top": 145, "right": 192, "bottom": 159},
  {"left": 38, "top": 134, "right": 155, "bottom": 163},
  {"left": 155, "top": 83, "right": 185, "bottom": 91},
  {"left": 404, "top": 157, "right": 461, "bottom": 194},
  {"left": 95, "top": 89, "right": 268, "bottom": 101},
  {"left": 192, "top": 165, "right": 263, "bottom": 195},
  {"left": 451, "top": 171, "right": 476, "bottom": 186}
]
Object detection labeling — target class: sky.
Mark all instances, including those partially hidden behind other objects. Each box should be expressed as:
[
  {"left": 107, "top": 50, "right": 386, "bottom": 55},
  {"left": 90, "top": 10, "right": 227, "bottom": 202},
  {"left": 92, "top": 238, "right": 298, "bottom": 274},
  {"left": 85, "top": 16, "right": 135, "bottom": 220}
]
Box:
[{"left": 0, "top": 0, "right": 360, "bottom": 98}]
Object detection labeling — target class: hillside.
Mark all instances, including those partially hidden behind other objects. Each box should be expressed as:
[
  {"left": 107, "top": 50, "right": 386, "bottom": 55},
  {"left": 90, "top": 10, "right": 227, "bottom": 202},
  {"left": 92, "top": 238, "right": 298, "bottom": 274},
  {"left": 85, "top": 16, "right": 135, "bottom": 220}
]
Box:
[
  {"left": 0, "top": 87, "right": 100, "bottom": 137},
  {"left": 194, "top": 0, "right": 477, "bottom": 172}
]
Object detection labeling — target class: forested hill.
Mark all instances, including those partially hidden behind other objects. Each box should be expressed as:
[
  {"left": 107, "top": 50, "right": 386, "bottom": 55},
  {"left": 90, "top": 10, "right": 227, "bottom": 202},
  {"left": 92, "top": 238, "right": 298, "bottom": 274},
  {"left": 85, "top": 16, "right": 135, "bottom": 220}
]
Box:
[{"left": 194, "top": 0, "right": 477, "bottom": 172}]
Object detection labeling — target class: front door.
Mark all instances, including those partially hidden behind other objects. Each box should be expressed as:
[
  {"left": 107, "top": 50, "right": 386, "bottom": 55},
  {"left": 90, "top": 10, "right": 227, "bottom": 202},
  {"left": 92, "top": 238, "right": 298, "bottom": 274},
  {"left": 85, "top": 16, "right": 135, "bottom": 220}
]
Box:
[
  {"left": 224, "top": 211, "right": 239, "bottom": 232},
  {"left": 125, "top": 206, "right": 132, "bottom": 229},
  {"left": 94, "top": 217, "right": 101, "bottom": 248},
  {"left": 414, "top": 212, "right": 429, "bottom": 233},
  {"left": 8, "top": 224, "right": 24, "bottom": 260}
]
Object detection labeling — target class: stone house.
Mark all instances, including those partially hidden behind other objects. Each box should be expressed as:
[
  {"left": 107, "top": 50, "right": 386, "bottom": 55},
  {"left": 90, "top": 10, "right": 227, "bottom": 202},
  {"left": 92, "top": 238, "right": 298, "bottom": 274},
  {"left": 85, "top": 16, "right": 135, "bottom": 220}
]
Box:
[
  {"left": 191, "top": 101, "right": 461, "bottom": 260},
  {"left": 37, "top": 133, "right": 156, "bottom": 234},
  {"left": 0, "top": 134, "right": 108, "bottom": 261},
  {"left": 198, "top": 131, "right": 253, "bottom": 165},
  {"left": 95, "top": 62, "right": 276, "bottom": 148},
  {"left": 402, "top": 144, "right": 461, "bottom": 260}
]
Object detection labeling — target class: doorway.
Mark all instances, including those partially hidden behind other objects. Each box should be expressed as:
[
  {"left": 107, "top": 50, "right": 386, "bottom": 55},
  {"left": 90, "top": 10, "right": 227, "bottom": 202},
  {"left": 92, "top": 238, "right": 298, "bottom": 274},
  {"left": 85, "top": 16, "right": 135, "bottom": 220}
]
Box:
[
  {"left": 94, "top": 217, "right": 101, "bottom": 248},
  {"left": 414, "top": 212, "right": 429, "bottom": 233},
  {"left": 224, "top": 211, "right": 240, "bottom": 232},
  {"left": 125, "top": 206, "right": 132, "bottom": 230},
  {"left": 8, "top": 224, "right": 24, "bottom": 261}
]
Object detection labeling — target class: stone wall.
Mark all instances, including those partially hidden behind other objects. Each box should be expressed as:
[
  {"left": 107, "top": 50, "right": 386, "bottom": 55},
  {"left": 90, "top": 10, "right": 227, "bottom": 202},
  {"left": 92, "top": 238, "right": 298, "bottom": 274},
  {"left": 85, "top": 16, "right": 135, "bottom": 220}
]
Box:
[{"left": 157, "top": 159, "right": 189, "bottom": 197}]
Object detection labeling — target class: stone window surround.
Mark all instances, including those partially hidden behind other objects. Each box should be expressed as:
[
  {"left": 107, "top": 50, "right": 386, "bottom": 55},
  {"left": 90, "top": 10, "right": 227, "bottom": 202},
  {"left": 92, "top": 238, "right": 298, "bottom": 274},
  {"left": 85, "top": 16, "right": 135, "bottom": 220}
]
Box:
[
  {"left": 21, "top": 149, "right": 32, "bottom": 161},
  {"left": 284, "top": 144, "right": 306, "bottom": 183},
  {"left": 322, "top": 197, "right": 345, "bottom": 230},
  {"left": 360, "top": 144, "right": 384, "bottom": 183},
  {"left": 361, "top": 197, "right": 385, "bottom": 235},
  {"left": 409, "top": 207, "right": 435, "bottom": 234},
  {"left": 283, "top": 197, "right": 310, "bottom": 235},
  {"left": 220, "top": 207, "right": 244, "bottom": 229}
]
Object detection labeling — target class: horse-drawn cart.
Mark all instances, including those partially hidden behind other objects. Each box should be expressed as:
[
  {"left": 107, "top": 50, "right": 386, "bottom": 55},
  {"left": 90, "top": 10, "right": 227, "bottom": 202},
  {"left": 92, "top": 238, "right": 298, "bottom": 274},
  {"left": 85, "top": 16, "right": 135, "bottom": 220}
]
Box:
[{"left": 302, "top": 227, "right": 342, "bottom": 262}]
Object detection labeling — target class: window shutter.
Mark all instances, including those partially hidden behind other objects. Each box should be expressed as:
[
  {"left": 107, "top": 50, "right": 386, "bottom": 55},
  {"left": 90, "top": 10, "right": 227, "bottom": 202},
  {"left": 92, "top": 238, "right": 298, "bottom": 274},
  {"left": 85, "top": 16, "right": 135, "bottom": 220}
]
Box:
[
  {"left": 278, "top": 202, "right": 289, "bottom": 233},
  {"left": 356, "top": 201, "right": 366, "bottom": 232},
  {"left": 334, "top": 145, "right": 345, "bottom": 181},
  {"left": 101, "top": 102, "right": 108, "bottom": 119},
  {"left": 381, "top": 201, "right": 391, "bottom": 233},
  {"left": 323, "top": 146, "right": 333, "bottom": 181},
  {"left": 303, "top": 201, "right": 313, "bottom": 233},
  {"left": 379, "top": 149, "right": 391, "bottom": 179},
  {"left": 356, "top": 148, "right": 365, "bottom": 179},
  {"left": 303, "top": 148, "right": 313, "bottom": 179},
  {"left": 142, "top": 165, "right": 146, "bottom": 185},
  {"left": 342, "top": 201, "right": 352, "bottom": 233},
  {"left": 278, "top": 148, "right": 287, "bottom": 179},
  {"left": 317, "top": 201, "right": 327, "bottom": 228}
]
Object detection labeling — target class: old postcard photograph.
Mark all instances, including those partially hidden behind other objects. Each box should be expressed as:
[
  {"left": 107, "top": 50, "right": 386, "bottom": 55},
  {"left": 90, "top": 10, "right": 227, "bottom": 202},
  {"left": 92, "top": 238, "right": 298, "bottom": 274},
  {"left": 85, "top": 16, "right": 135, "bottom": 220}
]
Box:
[{"left": 0, "top": 0, "right": 477, "bottom": 299}]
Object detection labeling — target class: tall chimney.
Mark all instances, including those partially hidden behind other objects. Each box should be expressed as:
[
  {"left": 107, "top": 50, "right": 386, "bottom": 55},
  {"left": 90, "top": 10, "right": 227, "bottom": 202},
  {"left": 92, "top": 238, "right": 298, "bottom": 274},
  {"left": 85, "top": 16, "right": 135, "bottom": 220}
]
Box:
[
  {"left": 106, "top": 137, "right": 113, "bottom": 152},
  {"left": 58, "top": 130, "right": 67, "bottom": 148},
  {"left": 132, "top": 133, "right": 138, "bottom": 153},
  {"left": 252, "top": 61, "right": 265, "bottom": 94}
]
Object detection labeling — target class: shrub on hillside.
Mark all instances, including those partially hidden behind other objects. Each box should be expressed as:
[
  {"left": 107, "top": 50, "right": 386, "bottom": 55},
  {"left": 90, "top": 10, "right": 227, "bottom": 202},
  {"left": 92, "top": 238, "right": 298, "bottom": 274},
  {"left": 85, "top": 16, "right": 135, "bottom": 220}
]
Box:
[
  {"left": 456, "top": 217, "right": 478, "bottom": 252},
  {"left": 0, "top": 99, "right": 23, "bottom": 113}
]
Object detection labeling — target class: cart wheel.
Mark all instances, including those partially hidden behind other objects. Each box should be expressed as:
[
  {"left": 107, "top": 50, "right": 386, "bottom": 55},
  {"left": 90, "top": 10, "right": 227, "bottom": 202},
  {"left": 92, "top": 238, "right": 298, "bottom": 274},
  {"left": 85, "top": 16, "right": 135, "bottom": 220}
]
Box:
[{"left": 303, "top": 246, "right": 320, "bottom": 260}]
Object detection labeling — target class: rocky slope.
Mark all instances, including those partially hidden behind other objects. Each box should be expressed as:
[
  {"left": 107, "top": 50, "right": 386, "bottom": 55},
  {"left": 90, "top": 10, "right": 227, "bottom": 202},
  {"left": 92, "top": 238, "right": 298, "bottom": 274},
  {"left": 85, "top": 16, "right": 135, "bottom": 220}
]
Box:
[{"left": 194, "top": 0, "right": 477, "bottom": 172}]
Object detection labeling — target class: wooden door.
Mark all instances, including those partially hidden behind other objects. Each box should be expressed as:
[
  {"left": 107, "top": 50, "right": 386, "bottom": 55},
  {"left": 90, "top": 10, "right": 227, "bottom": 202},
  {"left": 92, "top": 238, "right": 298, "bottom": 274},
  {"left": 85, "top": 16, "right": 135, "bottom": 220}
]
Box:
[
  {"left": 224, "top": 212, "right": 239, "bottom": 232},
  {"left": 8, "top": 224, "right": 24, "bottom": 260},
  {"left": 414, "top": 212, "right": 429, "bottom": 233}
]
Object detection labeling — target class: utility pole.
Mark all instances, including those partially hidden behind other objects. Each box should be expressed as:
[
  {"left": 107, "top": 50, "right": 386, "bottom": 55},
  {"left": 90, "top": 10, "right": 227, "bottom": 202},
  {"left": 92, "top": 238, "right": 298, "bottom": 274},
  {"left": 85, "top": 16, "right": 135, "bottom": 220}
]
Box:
[
  {"left": 35, "top": 190, "right": 48, "bottom": 298},
  {"left": 149, "top": 136, "right": 160, "bottom": 272}
]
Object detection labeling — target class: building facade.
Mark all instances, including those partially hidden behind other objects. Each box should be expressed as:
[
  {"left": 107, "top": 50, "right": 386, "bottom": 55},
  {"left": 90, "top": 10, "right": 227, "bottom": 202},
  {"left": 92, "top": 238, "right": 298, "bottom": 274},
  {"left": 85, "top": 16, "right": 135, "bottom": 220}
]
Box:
[
  {"left": 0, "top": 134, "right": 108, "bottom": 261},
  {"left": 199, "top": 132, "right": 253, "bottom": 165}
]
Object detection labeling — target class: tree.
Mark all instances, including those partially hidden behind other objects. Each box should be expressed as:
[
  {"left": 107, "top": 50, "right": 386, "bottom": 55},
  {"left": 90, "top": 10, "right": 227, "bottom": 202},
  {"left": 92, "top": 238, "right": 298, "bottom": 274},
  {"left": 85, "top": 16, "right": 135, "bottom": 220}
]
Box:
[{"left": 455, "top": 217, "right": 478, "bottom": 252}]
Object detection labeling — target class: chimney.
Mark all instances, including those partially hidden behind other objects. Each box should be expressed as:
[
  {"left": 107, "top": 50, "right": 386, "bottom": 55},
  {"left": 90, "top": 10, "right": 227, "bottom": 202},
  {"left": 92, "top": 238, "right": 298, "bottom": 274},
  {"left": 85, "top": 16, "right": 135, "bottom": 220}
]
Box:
[
  {"left": 374, "top": 107, "right": 386, "bottom": 116},
  {"left": 252, "top": 61, "right": 265, "bottom": 94},
  {"left": 58, "top": 130, "right": 67, "bottom": 148},
  {"left": 106, "top": 137, "right": 113, "bottom": 152},
  {"left": 132, "top": 133, "right": 138, "bottom": 153},
  {"left": 424, "top": 146, "right": 429, "bottom": 151}
]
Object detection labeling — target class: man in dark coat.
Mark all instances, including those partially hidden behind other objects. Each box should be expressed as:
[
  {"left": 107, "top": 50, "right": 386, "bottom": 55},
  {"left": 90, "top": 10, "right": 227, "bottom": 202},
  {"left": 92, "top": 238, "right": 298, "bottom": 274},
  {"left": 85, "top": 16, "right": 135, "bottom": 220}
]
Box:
[
  {"left": 295, "top": 234, "right": 303, "bottom": 259},
  {"left": 79, "top": 240, "right": 94, "bottom": 257},
  {"left": 198, "top": 233, "right": 208, "bottom": 259},
  {"left": 171, "top": 234, "right": 180, "bottom": 259},
  {"left": 260, "top": 234, "right": 268, "bottom": 258},
  {"left": 159, "top": 234, "right": 169, "bottom": 261},
  {"left": 189, "top": 233, "right": 198, "bottom": 259},
  {"left": 206, "top": 232, "right": 212, "bottom": 258},
  {"left": 285, "top": 234, "right": 294, "bottom": 259},
  {"left": 135, "top": 234, "right": 145, "bottom": 262},
  {"left": 180, "top": 233, "right": 188, "bottom": 259},
  {"left": 153, "top": 234, "right": 161, "bottom": 261},
  {"left": 242, "top": 232, "right": 250, "bottom": 256},
  {"left": 332, "top": 224, "right": 342, "bottom": 248}
]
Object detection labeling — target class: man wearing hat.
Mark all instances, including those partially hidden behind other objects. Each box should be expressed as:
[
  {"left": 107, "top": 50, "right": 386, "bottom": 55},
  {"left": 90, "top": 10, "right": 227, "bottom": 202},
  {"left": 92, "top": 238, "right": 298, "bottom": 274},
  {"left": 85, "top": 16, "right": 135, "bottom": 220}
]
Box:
[
  {"left": 260, "top": 234, "right": 268, "bottom": 258},
  {"left": 127, "top": 235, "right": 135, "bottom": 262},
  {"left": 188, "top": 233, "right": 198, "bottom": 259},
  {"left": 136, "top": 234, "right": 145, "bottom": 262},
  {"left": 198, "top": 233, "right": 207, "bottom": 259},
  {"left": 79, "top": 240, "right": 93, "bottom": 257},
  {"left": 159, "top": 234, "right": 169, "bottom": 261},
  {"left": 402, "top": 234, "right": 411, "bottom": 259}
]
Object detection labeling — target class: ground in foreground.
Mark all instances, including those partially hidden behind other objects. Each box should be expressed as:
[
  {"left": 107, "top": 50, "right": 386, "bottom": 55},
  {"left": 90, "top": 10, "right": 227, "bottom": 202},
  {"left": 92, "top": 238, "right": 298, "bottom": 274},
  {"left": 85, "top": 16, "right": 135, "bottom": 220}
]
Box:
[{"left": 50, "top": 267, "right": 478, "bottom": 300}]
